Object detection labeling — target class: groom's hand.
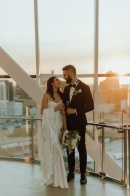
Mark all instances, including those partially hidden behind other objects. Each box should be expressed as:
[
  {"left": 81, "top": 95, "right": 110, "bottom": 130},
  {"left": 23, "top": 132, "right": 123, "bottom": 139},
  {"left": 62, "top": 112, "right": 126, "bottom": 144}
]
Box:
[{"left": 66, "top": 108, "right": 76, "bottom": 114}]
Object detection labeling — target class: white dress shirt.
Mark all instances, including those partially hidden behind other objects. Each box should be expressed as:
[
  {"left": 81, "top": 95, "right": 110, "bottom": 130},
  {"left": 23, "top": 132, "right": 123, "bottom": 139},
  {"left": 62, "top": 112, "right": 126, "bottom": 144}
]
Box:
[{"left": 69, "top": 80, "right": 79, "bottom": 102}]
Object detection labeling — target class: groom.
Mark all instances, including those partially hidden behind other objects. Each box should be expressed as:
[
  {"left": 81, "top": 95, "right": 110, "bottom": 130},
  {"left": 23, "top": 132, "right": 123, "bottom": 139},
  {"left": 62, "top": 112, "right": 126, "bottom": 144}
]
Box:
[{"left": 62, "top": 65, "right": 94, "bottom": 184}]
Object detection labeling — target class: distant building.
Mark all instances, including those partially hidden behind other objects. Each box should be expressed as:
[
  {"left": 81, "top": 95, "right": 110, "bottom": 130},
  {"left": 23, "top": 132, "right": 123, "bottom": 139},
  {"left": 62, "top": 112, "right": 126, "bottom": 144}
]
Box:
[
  {"left": 99, "top": 71, "right": 128, "bottom": 112},
  {"left": 0, "top": 80, "right": 13, "bottom": 101},
  {"left": 0, "top": 100, "right": 23, "bottom": 116},
  {"left": 121, "top": 100, "right": 127, "bottom": 110},
  {"left": 100, "top": 71, "right": 120, "bottom": 91}
]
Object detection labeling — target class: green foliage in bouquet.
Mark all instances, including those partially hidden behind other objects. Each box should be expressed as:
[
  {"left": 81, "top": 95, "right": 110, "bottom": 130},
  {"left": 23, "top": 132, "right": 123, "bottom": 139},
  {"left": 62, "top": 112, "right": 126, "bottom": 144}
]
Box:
[{"left": 63, "top": 130, "right": 81, "bottom": 154}]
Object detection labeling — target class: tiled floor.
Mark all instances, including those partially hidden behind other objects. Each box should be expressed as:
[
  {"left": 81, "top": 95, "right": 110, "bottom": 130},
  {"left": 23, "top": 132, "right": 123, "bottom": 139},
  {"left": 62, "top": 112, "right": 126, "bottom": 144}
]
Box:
[{"left": 0, "top": 160, "right": 129, "bottom": 196}]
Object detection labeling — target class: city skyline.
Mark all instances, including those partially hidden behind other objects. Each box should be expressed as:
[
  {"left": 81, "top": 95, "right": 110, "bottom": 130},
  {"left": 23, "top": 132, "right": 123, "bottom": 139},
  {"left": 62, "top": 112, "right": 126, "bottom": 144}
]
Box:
[{"left": 0, "top": 68, "right": 129, "bottom": 85}]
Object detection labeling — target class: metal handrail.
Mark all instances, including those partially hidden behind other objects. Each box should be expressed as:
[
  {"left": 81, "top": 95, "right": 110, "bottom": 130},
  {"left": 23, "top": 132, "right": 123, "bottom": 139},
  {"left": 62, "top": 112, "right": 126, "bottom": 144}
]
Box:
[
  {"left": 88, "top": 122, "right": 129, "bottom": 131},
  {"left": 0, "top": 116, "right": 41, "bottom": 120}
]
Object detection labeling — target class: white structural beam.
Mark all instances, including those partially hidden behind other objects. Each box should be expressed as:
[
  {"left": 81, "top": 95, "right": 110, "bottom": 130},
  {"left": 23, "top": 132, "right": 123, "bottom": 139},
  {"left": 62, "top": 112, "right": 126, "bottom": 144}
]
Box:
[{"left": 0, "top": 47, "right": 43, "bottom": 106}]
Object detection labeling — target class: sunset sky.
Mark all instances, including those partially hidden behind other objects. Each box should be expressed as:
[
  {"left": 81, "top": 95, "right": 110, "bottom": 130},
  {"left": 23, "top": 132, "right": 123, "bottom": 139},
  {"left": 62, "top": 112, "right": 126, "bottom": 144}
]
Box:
[{"left": 0, "top": 0, "right": 130, "bottom": 82}]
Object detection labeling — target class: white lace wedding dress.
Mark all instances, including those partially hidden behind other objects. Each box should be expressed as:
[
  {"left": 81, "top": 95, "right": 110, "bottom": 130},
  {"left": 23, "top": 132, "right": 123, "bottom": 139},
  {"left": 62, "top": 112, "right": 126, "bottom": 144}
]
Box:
[{"left": 40, "top": 100, "right": 68, "bottom": 189}]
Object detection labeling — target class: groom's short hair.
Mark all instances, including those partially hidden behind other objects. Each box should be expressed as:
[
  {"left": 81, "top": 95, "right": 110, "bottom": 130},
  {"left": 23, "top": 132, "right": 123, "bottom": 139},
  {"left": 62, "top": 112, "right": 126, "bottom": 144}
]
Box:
[{"left": 62, "top": 64, "right": 76, "bottom": 75}]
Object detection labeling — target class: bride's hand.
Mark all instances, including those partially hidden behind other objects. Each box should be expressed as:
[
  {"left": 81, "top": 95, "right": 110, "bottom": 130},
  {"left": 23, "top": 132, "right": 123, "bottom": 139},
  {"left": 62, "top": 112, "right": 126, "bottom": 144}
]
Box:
[{"left": 54, "top": 103, "right": 64, "bottom": 111}]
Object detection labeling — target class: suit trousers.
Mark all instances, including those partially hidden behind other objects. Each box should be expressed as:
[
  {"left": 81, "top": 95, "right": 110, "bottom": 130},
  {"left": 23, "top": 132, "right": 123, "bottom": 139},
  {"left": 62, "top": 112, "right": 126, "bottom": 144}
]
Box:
[{"left": 67, "top": 130, "right": 87, "bottom": 174}]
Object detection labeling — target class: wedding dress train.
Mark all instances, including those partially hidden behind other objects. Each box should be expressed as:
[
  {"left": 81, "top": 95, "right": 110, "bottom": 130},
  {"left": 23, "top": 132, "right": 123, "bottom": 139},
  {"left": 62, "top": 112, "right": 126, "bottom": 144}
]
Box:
[{"left": 40, "top": 101, "right": 68, "bottom": 189}]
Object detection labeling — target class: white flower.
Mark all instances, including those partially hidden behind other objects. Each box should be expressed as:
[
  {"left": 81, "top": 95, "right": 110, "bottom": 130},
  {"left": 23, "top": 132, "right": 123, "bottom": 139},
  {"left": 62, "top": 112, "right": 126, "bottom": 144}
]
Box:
[
  {"left": 73, "top": 89, "right": 82, "bottom": 95},
  {"left": 62, "top": 130, "right": 81, "bottom": 154},
  {"left": 71, "top": 139, "right": 77, "bottom": 149},
  {"left": 62, "top": 130, "right": 69, "bottom": 145}
]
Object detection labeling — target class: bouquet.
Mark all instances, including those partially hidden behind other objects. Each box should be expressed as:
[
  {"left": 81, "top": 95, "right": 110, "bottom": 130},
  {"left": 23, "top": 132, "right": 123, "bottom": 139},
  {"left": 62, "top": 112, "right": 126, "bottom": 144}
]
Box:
[{"left": 62, "top": 130, "right": 81, "bottom": 154}]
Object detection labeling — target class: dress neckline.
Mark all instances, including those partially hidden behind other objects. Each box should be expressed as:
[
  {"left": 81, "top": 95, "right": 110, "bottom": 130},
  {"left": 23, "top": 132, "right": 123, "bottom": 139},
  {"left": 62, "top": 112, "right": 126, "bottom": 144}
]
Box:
[{"left": 48, "top": 100, "right": 62, "bottom": 104}]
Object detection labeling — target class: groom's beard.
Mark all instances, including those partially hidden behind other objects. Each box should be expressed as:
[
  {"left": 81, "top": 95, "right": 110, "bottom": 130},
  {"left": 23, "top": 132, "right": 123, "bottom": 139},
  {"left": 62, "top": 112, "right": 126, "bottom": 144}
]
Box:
[{"left": 66, "top": 75, "right": 72, "bottom": 84}]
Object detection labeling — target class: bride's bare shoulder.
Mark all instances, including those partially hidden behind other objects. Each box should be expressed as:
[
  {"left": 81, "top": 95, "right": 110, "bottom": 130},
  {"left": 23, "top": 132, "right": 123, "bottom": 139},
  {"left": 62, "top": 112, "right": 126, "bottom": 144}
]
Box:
[
  {"left": 43, "top": 93, "right": 48, "bottom": 97},
  {"left": 42, "top": 93, "right": 50, "bottom": 100}
]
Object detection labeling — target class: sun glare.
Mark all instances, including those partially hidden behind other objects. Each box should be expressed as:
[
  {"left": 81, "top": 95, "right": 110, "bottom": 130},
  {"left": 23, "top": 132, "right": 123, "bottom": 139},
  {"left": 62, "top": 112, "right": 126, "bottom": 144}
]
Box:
[
  {"left": 111, "top": 63, "right": 129, "bottom": 75},
  {"left": 119, "top": 76, "right": 130, "bottom": 85},
  {"left": 110, "top": 65, "right": 130, "bottom": 84}
]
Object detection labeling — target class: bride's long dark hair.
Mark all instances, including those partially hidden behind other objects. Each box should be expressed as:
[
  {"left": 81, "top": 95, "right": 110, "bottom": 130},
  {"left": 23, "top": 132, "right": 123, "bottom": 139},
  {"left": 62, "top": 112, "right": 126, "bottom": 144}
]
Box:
[{"left": 46, "top": 76, "right": 63, "bottom": 100}]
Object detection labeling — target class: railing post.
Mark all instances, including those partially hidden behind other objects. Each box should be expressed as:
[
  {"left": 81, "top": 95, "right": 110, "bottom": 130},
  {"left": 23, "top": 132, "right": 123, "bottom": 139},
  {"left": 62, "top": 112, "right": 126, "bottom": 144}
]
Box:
[
  {"left": 128, "top": 125, "right": 130, "bottom": 189},
  {"left": 31, "top": 119, "right": 34, "bottom": 161},
  {"left": 99, "top": 126, "right": 106, "bottom": 179},
  {"left": 124, "top": 127, "right": 127, "bottom": 186},
  {"left": 102, "top": 126, "right": 104, "bottom": 173},
  {"left": 29, "top": 118, "right": 35, "bottom": 162}
]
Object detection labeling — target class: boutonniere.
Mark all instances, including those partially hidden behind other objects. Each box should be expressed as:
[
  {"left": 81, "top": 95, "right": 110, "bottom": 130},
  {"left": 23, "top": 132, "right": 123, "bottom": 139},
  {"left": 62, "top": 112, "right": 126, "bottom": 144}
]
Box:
[{"left": 73, "top": 89, "right": 82, "bottom": 95}]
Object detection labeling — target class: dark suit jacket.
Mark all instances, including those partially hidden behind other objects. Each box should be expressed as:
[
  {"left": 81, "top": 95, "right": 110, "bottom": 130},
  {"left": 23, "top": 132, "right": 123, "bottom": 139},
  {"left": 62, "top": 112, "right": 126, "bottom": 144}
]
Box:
[{"left": 63, "top": 80, "right": 94, "bottom": 131}]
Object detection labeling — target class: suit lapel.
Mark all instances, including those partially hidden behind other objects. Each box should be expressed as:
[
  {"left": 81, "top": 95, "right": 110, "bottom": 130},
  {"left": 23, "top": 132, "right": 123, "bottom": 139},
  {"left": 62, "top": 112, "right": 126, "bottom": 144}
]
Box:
[{"left": 65, "top": 85, "right": 71, "bottom": 101}]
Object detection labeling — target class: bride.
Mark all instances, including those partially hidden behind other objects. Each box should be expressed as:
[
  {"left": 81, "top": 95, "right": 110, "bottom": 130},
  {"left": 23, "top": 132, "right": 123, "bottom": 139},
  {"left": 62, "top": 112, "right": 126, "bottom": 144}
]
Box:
[{"left": 40, "top": 76, "right": 68, "bottom": 189}]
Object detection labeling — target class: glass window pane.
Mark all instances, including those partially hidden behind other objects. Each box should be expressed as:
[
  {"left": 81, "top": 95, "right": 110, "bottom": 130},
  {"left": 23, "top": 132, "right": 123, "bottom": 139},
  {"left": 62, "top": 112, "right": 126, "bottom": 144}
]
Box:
[
  {"left": 0, "top": 78, "right": 37, "bottom": 117},
  {"left": 98, "top": 75, "right": 130, "bottom": 121},
  {"left": 0, "top": 0, "right": 36, "bottom": 75},
  {"left": 99, "top": 0, "right": 130, "bottom": 74},
  {"left": 39, "top": 0, "right": 94, "bottom": 74}
]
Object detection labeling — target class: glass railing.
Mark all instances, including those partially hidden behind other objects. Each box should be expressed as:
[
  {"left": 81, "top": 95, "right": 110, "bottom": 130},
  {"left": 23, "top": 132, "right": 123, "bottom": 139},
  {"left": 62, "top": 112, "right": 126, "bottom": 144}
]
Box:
[
  {"left": 0, "top": 116, "right": 39, "bottom": 162},
  {"left": 98, "top": 111, "right": 123, "bottom": 125},
  {"left": 0, "top": 116, "right": 130, "bottom": 187},
  {"left": 87, "top": 122, "right": 130, "bottom": 186}
]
